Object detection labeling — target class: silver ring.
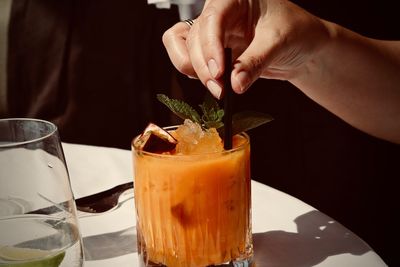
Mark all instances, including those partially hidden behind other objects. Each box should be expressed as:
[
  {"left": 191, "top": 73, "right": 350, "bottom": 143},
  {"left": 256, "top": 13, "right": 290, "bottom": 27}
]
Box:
[{"left": 183, "top": 19, "right": 194, "bottom": 27}]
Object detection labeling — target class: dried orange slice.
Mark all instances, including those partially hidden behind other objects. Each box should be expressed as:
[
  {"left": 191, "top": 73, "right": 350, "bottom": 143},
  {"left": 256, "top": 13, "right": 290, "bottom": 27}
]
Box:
[{"left": 135, "top": 123, "right": 177, "bottom": 153}]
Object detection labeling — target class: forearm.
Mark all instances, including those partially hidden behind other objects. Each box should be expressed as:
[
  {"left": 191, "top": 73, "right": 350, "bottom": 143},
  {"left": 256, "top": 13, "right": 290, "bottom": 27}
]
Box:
[{"left": 291, "top": 21, "right": 400, "bottom": 143}]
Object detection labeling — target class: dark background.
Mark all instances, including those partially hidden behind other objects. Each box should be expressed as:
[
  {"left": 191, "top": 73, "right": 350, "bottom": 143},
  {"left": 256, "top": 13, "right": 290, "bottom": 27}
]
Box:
[{"left": 5, "top": 0, "right": 399, "bottom": 265}]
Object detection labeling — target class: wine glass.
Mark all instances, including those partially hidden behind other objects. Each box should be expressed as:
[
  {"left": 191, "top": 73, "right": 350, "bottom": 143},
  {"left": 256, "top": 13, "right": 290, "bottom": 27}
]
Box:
[{"left": 0, "top": 118, "right": 84, "bottom": 267}]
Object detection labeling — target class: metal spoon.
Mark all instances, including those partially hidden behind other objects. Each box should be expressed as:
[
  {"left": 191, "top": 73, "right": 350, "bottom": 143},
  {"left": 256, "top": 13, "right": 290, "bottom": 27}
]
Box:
[{"left": 75, "top": 181, "right": 134, "bottom": 213}]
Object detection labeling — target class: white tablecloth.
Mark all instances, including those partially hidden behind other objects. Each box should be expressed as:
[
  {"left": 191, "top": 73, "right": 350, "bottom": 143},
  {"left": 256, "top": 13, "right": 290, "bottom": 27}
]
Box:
[{"left": 62, "top": 142, "right": 387, "bottom": 267}]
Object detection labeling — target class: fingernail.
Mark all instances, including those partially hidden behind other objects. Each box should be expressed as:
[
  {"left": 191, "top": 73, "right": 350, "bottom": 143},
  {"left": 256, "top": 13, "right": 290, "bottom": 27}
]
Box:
[
  {"left": 206, "top": 80, "right": 222, "bottom": 99},
  {"left": 187, "top": 75, "right": 198, "bottom": 79},
  {"left": 208, "top": 59, "right": 219, "bottom": 78},
  {"left": 235, "top": 71, "right": 250, "bottom": 93}
]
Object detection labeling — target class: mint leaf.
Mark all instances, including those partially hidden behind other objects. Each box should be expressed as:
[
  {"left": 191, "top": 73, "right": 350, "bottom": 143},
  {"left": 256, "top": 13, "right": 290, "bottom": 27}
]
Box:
[
  {"left": 157, "top": 93, "right": 273, "bottom": 136},
  {"left": 157, "top": 94, "right": 201, "bottom": 124},
  {"left": 199, "top": 93, "right": 222, "bottom": 120},
  {"left": 232, "top": 111, "right": 273, "bottom": 136},
  {"left": 199, "top": 93, "right": 224, "bottom": 130}
]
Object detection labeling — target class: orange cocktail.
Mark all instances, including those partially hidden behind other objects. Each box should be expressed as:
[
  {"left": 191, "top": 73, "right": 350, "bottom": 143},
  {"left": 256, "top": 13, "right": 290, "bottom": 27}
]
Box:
[{"left": 132, "top": 123, "right": 253, "bottom": 267}]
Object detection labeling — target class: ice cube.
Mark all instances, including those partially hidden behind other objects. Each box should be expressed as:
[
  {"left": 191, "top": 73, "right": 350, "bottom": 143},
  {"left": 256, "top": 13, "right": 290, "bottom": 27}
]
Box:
[{"left": 174, "top": 120, "right": 223, "bottom": 154}]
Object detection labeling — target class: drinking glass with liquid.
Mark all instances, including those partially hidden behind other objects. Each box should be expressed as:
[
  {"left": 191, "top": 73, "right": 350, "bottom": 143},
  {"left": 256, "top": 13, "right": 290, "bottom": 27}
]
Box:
[
  {"left": 0, "top": 118, "right": 84, "bottom": 267},
  {"left": 132, "top": 120, "right": 253, "bottom": 267}
]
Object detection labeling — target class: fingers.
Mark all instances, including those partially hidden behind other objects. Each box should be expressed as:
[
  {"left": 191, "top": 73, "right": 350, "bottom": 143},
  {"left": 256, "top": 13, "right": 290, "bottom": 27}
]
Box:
[
  {"left": 231, "top": 23, "right": 282, "bottom": 94},
  {"left": 163, "top": 0, "right": 256, "bottom": 98},
  {"left": 191, "top": 0, "right": 243, "bottom": 98},
  {"left": 198, "top": 3, "right": 226, "bottom": 80},
  {"left": 231, "top": 39, "right": 267, "bottom": 93},
  {"left": 162, "top": 21, "right": 197, "bottom": 78},
  {"left": 186, "top": 20, "right": 224, "bottom": 99}
]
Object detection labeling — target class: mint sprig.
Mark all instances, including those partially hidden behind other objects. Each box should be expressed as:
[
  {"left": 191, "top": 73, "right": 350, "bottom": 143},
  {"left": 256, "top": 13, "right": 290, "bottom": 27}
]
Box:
[
  {"left": 157, "top": 94, "right": 202, "bottom": 124},
  {"left": 199, "top": 93, "right": 224, "bottom": 130},
  {"left": 157, "top": 93, "right": 273, "bottom": 136},
  {"left": 231, "top": 111, "right": 273, "bottom": 136}
]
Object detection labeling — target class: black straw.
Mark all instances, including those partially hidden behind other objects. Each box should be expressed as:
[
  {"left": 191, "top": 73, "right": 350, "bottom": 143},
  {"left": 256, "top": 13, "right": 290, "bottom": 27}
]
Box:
[{"left": 223, "top": 48, "right": 233, "bottom": 150}]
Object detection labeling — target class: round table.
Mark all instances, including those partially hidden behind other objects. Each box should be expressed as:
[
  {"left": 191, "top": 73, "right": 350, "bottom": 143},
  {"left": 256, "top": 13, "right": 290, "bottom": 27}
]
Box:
[{"left": 62, "top": 142, "right": 387, "bottom": 267}]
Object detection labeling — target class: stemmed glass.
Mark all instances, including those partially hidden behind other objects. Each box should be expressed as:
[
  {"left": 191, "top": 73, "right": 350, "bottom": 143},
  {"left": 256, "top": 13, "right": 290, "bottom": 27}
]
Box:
[{"left": 0, "top": 118, "right": 84, "bottom": 267}]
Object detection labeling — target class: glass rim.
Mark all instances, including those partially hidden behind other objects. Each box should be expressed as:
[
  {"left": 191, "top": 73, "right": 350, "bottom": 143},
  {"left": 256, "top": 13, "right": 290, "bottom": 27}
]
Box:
[
  {"left": 0, "top": 118, "right": 58, "bottom": 148},
  {"left": 132, "top": 125, "right": 250, "bottom": 158}
]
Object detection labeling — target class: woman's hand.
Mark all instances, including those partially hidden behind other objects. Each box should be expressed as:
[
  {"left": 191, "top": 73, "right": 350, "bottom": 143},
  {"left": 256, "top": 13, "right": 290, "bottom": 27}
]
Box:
[
  {"left": 162, "top": 0, "right": 330, "bottom": 98},
  {"left": 163, "top": 0, "right": 400, "bottom": 143}
]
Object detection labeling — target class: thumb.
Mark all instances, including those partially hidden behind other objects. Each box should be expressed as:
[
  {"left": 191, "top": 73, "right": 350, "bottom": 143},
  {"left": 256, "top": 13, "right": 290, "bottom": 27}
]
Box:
[{"left": 231, "top": 29, "right": 274, "bottom": 94}]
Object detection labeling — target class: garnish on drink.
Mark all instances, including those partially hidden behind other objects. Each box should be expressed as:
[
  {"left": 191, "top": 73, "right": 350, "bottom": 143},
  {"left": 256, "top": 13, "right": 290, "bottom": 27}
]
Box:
[
  {"left": 132, "top": 92, "right": 272, "bottom": 267},
  {"left": 134, "top": 93, "right": 273, "bottom": 154},
  {"left": 135, "top": 123, "right": 177, "bottom": 153}
]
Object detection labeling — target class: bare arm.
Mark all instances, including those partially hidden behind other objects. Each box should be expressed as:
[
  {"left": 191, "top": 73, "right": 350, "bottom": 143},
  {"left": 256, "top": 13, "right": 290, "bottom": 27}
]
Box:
[
  {"left": 291, "top": 23, "right": 400, "bottom": 143},
  {"left": 163, "top": 0, "right": 400, "bottom": 143}
]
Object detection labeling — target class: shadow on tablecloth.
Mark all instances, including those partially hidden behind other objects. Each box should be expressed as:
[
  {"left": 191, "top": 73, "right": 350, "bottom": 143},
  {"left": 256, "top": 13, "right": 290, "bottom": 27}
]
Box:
[
  {"left": 82, "top": 210, "right": 372, "bottom": 265},
  {"left": 83, "top": 226, "right": 137, "bottom": 261},
  {"left": 253, "top": 210, "right": 371, "bottom": 266}
]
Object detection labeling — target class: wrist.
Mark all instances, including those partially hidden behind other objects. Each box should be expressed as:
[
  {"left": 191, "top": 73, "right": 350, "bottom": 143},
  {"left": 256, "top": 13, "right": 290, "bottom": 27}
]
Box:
[{"left": 289, "top": 19, "right": 340, "bottom": 85}]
